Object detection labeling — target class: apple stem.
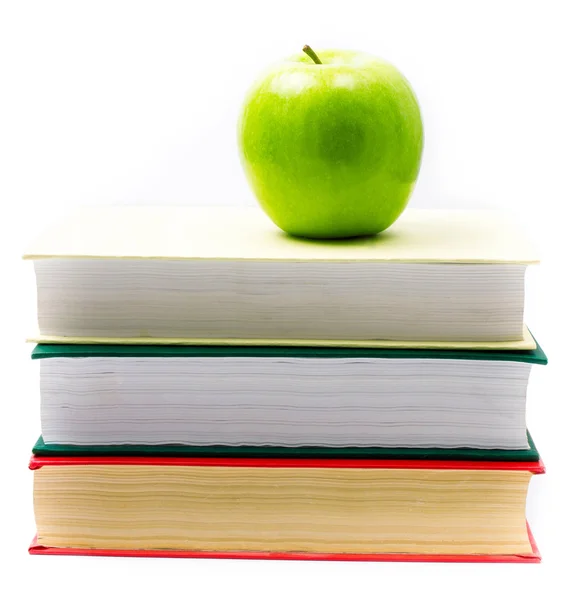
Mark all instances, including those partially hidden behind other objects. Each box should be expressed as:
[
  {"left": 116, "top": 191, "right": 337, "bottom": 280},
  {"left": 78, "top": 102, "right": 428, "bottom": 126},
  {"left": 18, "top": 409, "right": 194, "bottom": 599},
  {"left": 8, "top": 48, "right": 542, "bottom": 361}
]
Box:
[{"left": 303, "top": 45, "right": 322, "bottom": 65}]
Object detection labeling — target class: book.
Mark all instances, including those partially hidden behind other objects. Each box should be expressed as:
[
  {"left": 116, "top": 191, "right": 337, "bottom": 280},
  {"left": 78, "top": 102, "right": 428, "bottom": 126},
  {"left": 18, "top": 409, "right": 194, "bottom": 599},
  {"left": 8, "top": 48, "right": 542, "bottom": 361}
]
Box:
[
  {"left": 34, "top": 342, "right": 547, "bottom": 450},
  {"left": 29, "top": 455, "right": 544, "bottom": 562},
  {"left": 24, "top": 206, "right": 538, "bottom": 349}
]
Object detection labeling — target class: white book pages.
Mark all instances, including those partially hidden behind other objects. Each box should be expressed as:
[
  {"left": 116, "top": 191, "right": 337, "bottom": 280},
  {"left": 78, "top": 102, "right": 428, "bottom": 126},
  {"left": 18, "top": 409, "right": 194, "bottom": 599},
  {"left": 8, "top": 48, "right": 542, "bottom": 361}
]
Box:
[
  {"left": 34, "top": 260, "right": 526, "bottom": 343},
  {"left": 40, "top": 357, "right": 532, "bottom": 449}
]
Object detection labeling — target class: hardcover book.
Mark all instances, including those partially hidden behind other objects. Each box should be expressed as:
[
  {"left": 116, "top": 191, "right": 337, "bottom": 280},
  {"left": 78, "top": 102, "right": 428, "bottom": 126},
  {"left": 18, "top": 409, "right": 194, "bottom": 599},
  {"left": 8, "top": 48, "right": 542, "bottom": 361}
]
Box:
[
  {"left": 29, "top": 455, "right": 544, "bottom": 562},
  {"left": 34, "top": 342, "right": 547, "bottom": 450},
  {"left": 25, "top": 206, "right": 538, "bottom": 348}
]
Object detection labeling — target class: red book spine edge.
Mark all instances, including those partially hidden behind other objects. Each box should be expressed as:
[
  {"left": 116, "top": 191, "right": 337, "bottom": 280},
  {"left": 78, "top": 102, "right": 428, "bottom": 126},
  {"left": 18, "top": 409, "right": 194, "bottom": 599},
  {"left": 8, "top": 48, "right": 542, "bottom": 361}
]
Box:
[
  {"left": 28, "top": 522, "right": 541, "bottom": 563},
  {"left": 28, "top": 455, "right": 546, "bottom": 473}
]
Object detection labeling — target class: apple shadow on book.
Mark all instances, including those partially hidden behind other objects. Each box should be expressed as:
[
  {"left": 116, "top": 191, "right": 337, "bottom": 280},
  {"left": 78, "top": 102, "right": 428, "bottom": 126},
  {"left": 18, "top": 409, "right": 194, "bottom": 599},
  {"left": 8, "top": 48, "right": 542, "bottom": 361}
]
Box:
[{"left": 277, "top": 228, "right": 399, "bottom": 247}]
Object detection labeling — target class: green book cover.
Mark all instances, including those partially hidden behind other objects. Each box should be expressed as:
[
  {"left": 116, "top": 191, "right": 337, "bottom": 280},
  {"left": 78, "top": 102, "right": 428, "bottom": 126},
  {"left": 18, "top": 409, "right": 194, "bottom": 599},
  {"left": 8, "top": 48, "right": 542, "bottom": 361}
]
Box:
[
  {"left": 32, "top": 432, "right": 540, "bottom": 462},
  {"left": 31, "top": 342, "right": 548, "bottom": 363}
]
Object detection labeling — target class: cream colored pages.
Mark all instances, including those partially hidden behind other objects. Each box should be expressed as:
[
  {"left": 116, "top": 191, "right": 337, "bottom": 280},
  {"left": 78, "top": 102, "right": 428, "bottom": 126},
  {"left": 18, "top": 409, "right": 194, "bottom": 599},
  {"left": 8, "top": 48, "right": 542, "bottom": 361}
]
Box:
[
  {"left": 23, "top": 206, "right": 539, "bottom": 264},
  {"left": 27, "top": 325, "right": 537, "bottom": 350},
  {"left": 34, "top": 465, "right": 533, "bottom": 555}
]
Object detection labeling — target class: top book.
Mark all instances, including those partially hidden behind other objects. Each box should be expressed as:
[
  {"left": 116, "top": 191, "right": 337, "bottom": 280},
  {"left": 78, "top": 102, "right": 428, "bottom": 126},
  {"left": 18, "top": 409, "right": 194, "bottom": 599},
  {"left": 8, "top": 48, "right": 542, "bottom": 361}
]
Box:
[{"left": 25, "top": 206, "right": 538, "bottom": 349}]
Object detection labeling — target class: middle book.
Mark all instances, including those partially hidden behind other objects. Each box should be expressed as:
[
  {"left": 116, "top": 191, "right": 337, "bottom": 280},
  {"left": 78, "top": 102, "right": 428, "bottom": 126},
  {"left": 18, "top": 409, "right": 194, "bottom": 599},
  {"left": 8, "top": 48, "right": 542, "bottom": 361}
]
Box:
[{"left": 34, "top": 342, "right": 546, "bottom": 454}]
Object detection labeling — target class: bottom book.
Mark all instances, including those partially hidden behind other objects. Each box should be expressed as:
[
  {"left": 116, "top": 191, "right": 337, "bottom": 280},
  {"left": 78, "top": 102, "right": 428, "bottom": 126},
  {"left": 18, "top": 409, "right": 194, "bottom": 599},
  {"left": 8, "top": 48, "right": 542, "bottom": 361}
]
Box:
[{"left": 29, "top": 455, "right": 544, "bottom": 563}]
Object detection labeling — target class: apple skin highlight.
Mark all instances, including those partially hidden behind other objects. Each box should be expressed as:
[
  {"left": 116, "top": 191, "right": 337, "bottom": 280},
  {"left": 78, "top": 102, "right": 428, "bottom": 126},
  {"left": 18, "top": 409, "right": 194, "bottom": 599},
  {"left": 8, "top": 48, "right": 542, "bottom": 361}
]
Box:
[{"left": 238, "top": 48, "right": 424, "bottom": 239}]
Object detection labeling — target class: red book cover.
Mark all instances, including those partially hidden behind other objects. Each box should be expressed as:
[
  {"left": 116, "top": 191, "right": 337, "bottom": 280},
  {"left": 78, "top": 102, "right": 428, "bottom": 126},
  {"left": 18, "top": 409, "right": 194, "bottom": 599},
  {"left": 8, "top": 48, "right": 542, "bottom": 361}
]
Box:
[
  {"left": 29, "top": 455, "right": 544, "bottom": 563},
  {"left": 28, "top": 454, "right": 546, "bottom": 472}
]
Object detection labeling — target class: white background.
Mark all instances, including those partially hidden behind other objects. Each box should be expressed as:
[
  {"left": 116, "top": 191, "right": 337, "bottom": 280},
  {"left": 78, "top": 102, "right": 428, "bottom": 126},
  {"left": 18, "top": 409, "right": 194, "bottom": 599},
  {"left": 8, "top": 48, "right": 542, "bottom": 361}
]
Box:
[{"left": 1, "top": 1, "right": 571, "bottom": 598}]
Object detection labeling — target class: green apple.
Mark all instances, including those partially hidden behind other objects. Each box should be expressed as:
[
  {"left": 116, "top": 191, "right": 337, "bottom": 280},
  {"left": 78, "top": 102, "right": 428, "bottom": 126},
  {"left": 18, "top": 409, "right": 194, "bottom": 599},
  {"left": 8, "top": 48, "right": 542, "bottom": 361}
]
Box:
[{"left": 238, "top": 46, "right": 424, "bottom": 239}]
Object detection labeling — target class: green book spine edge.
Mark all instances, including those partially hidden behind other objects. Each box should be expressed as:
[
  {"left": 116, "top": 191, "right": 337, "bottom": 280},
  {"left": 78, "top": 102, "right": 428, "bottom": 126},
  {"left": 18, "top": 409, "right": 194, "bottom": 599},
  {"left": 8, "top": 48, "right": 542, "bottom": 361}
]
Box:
[
  {"left": 32, "top": 432, "right": 539, "bottom": 462},
  {"left": 31, "top": 341, "right": 548, "bottom": 364}
]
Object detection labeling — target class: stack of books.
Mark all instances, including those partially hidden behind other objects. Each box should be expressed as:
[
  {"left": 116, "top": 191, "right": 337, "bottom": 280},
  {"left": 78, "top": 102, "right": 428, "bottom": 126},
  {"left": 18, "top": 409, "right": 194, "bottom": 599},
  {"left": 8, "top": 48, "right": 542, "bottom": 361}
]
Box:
[{"left": 25, "top": 206, "right": 546, "bottom": 563}]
